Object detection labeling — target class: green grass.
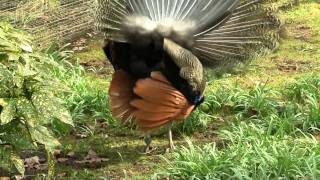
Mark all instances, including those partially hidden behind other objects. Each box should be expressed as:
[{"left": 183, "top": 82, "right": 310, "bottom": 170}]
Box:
[
  {"left": 74, "top": 38, "right": 106, "bottom": 62},
  {"left": 154, "top": 74, "right": 320, "bottom": 179},
  {"left": 155, "top": 129, "right": 320, "bottom": 179},
  {"left": 61, "top": 67, "right": 113, "bottom": 125},
  {"left": 48, "top": 47, "right": 114, "bottom": 127}
]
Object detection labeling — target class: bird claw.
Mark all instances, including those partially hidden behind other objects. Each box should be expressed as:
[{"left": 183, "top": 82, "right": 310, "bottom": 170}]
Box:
[
  {"left": 166, "top": 126, "right": 175, "bottom": 153},
  {"left": 142, "top": 145, "right": 157, "bottom": 154},
  {"left": 165, "top": 143, "right": 176, "bottom": 153},
  {"left": 165, "top": 146, "right": 176, "bottom": 153}
]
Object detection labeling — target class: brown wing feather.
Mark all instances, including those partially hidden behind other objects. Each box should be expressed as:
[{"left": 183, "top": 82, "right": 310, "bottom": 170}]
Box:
[
  {"left": 108, "top": 70, "right": 195, "bottom": 130},
  {"left": 134, "top": 79, "right": 186, "bottom": 108},
  {"left": 131, "top": 72, "right": 195, "bottom": 131},
  {"left": 137, "top": 119, "right": 171, "bottom": 130},
  {"left": 109, "top": 70, "right": 136, "bottom": 122},
  {"left": 150, "top": 71, "right": 172, "bottom": 84},
  {"left": 132, "top": 110, "right": 178, "bottom": 121},
  {"left": 130, "top": 99, "right": 180, "bottom": 113}
]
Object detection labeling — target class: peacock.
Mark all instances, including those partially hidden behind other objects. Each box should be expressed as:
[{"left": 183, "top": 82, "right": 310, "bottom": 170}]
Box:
[{"left": 95, "top": 0, "right": 281, "bottom": 153}]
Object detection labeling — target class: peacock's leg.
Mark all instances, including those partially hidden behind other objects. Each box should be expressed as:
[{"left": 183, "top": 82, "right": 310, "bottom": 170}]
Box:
[
  {"left": 144, "top": 134, "right": 154, "bottom": 153},
  {"left": 168, "top": 125, "right": 175, "bottom": 150}
]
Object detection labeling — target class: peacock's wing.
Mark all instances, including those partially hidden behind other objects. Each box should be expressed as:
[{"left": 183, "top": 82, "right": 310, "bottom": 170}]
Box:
[
  {"left": 109, "top": 70, "right": 136, "bottom": 123},
  {"left": 131, "top": 71, "right": 195, "bottom": 131},
  {"left": 109, "top": 70, "right": 195, "bottom": 130}
]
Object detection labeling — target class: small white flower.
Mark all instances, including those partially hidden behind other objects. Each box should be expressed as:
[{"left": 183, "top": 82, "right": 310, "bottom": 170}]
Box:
[{"left": 21, "top": 44, "right": 33, "bottom": 53}]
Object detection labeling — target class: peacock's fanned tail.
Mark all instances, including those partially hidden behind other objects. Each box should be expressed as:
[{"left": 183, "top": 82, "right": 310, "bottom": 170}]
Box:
[
  {"left": 95, "top": 0, "right": 282, "bottom": 68},
  {"left": 95, "top": 0, "right": 240, "bottom": 46},
  {"left": 194, "top": 0, "right": 282, "bottom": 67}
]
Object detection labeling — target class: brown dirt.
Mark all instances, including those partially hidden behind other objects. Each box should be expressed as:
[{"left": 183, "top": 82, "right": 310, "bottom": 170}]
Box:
[
  {"left": 290, "top": 24, "right": 313, "bottom": 41},
  {"left": 80, "top": 59, "right": 113, "bottom": 76},
  {"left": 274, "top": 57, "right": 316, "bottom": 72}
]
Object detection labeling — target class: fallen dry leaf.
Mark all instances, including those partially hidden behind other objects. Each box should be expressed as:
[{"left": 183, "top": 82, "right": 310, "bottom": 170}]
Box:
[
  {"left": 74, "top": 150, "right": 109, "bottom": 167},
  {"left": 24, "top": 156, "right": 48, "bottom": 171},
  {"left": 53, "top": 149, "right": 62, "bottom": 158},
  {"left": 24, "top": 156, "right": 40, "bottom": 169},
  {"left": 14, "top": 175, "right": 24, "bottom": 180},
  {"left": 57, "top": 173, "right": 67, "bottom": 178},
  {"left": 57, "top": 158, "right": 69, "bottom": 164}
]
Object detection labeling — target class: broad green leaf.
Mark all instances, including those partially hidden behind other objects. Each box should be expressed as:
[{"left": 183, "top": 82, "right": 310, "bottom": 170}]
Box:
[
  {"left": 2, "top": 124, "right": 35, "bottom": 150},
  {"left": 10, "top": 154, "right": 25, "bottom": 175},
  {"left": 56, "top": 108, "right": 74, "bottom": 126},
  {"left": 0, "top": 100, "right": 16, "bottom": 125},
  {"left": 0, "top": 148, "right": 13, "bottom": 172},
  {"left": 31, "top": 92, "right": 73, "bottom": 126},
  {"left": 13, "top": 75, "right": 24, "bottom": 89},
  {"left": 30, "top": 125, "right": 60, "bottom": 150},
  {"left": 17, "top": 64, "right": 37, "bottom": 77},
  {"left": 16, "top": 98, "right": 38, "bottom": 127},
  {"left": 0, "top": 98, "right": 8, "bottom": 106},
  {"left": 30, "top": 92, "right": 56, "bottom": 124}
]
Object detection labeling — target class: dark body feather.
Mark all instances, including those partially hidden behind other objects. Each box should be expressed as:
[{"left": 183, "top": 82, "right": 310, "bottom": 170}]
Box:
[
  {"left": 104, "top": 39, "right": 203, "bottom": 105},
  {"left": 103, "top": 40, "right": 163, "bottom": 79}
]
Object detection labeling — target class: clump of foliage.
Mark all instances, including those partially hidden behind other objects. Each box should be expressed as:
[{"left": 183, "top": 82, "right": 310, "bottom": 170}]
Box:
[
  {"left": 45, "top": 44, "right": 114, "bottom": 128},
  {"left": 0, "top": 22, "right": 73, "bottom": 175},
  {"left": 285, "top": 74, "right": 320, "bottom": 103},
  {"left": 155, "top": 129, "right": 320, "bottom": 179}
]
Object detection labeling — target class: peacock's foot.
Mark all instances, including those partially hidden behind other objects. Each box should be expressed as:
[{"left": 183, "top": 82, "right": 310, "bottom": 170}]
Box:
[
  {"left": 143, "top": 145, "right": 157, "bottom": 154},
  {"left": 142, "top": 134, "right": 156, "bottom": 154},
  {"left": 166, "top": 126, "right": 176, "bottom": 153},
  {"left": 170, "top": 143, "right": 176, "bottom": 150},
  {"left": 165, "top": 143, "right": 176, "bottom": 153}
]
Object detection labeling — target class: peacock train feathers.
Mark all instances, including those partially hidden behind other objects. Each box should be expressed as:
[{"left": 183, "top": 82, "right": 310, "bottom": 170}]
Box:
[{"left": 95, "top": 0, "right": 282, "bottom": 68}]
